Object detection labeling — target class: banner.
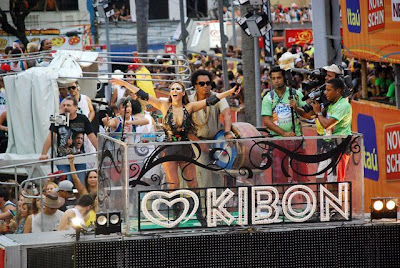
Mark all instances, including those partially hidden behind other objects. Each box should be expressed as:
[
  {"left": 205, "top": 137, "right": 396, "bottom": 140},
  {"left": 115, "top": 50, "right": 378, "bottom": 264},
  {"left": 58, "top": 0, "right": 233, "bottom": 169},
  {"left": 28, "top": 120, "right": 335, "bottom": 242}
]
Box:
[
  {"left": 352, "top": 100, "right": 400, "bottom": 209},
  {"left": 285, "top": 29, "right": 313, "bottom": 47},
  {"left": 209, "top": 22, "right": 226, "bottom": 48},
  {"left": 340, "top": 0, "right": 400, "bottom": 63},
  {"left": 0, "top": 25, "right": 91, "bottom": 51},
  {"left": 384, "top": 123, "right": 400, "bottom": 181}
]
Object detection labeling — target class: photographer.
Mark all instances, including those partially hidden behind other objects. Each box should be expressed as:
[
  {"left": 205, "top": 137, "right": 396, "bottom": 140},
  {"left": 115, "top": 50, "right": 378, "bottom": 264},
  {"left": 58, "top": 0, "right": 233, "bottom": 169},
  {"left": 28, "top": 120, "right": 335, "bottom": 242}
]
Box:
[
  {"left": 294, "top": 78, "right": 352, "bottom": 181},
  {"left": 261, "top": 66, "right": 308, "bottom": 183}
]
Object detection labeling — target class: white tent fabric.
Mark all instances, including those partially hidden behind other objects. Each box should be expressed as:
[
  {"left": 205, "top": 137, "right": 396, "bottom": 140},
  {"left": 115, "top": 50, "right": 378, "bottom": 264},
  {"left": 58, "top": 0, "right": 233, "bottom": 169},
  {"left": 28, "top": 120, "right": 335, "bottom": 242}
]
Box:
[
  {"left": 2, "top": 50, "right": 99, "bottom": 156},
  {"left": 4, "top": 67, "right": 59, "bottom": 154}
]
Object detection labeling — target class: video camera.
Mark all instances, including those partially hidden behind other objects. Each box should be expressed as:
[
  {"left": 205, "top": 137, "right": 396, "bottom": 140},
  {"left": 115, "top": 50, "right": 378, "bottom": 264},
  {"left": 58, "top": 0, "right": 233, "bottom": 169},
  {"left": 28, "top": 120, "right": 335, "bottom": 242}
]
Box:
[{"left": 293, "top": 67, "right": 354, "bottom": 113}]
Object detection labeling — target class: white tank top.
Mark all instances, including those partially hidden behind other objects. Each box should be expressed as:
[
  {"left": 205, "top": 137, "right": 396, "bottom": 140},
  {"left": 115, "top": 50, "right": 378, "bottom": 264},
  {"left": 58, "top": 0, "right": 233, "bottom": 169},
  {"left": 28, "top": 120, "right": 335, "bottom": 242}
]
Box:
[
  {"left": 31, "top": 210, "right": 64, "bottom": 233},
  {"left": 71, "top": 208, "right": 85, "bottom": 227},
  {"left": 78, "top": 94, "right": 90, "bottom": 118}
]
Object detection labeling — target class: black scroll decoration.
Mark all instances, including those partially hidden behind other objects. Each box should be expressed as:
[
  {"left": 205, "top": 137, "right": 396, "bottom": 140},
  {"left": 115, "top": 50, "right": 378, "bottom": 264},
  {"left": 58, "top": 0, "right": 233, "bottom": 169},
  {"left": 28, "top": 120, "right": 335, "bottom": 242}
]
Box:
[
  {"left": 127, "top": 135, "right": 360, "bottom": 188},
  {"left": 97, "top": 138, "right": 124, "bottom": 208}
]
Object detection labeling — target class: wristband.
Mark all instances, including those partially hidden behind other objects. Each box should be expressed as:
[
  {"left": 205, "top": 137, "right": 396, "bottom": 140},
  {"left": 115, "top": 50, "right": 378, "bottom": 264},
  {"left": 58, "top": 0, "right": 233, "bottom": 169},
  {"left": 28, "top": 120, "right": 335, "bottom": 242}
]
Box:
[
  {"left": 206, "top": 95, "right": 220, "bottom": 106},
  {"left": 137, "top": 89, "right": 149, "bottom": 101},
  {"left": 9, "top": 209, "right": 16, "bottom": 217},
  {"left": 317, "top": 112, "right": 323, "bottom": 116}
]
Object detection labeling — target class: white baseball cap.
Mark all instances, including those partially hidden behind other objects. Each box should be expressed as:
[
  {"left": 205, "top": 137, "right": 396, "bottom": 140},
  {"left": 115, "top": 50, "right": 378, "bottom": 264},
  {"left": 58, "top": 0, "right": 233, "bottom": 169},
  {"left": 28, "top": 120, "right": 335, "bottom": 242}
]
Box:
[{"left": 322, "top": 64, "right": 344, "bottom": 75}]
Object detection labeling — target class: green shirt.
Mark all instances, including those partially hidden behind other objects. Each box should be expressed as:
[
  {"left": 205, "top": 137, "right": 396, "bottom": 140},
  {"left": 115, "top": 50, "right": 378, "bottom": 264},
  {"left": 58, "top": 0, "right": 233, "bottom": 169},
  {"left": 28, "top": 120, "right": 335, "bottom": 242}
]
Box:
[
  {"left": 261, "top": 87, "right": 306, "bottom": 136},
  {"left": 375, "top": 77, "right": 393, "bottom": 93},
  {"left": 326, "top": 97, "right": 352, "bottom": 135},
  {"left": 386, "top": 82, "right": 395, "bottom": 102}
]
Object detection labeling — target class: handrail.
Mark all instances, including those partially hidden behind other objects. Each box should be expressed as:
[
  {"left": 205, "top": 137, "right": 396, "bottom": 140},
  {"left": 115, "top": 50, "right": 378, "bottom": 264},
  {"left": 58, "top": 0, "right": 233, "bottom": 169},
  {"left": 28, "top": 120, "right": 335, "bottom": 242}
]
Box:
[
  {"left": 20, "top": 167, "right": 97, "bottom": 199},
  {"left": 0, "top": 152, "right": 96, "bottom": 170}
]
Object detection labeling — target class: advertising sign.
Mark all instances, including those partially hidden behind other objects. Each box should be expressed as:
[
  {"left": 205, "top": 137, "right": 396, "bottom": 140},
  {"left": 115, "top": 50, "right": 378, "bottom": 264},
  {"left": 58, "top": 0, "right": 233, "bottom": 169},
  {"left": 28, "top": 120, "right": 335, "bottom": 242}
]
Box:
[
  {"left": 164, "top": 44, "right": 176, "bottom": 54},
  {"left": 357, "top": 114, "right": 379, "bottom": 181},
  {"left": 341, "top": 0, "right": 400, "bottom": 63},
  {"left": 384, "top": 123, "right": 400, "bottom": 181},
  {"left": 0, "top": 25, "right": 90, "bottom": 51},
  {"left": 346, "top": 0, "right": 361, "bottom": 33},
  {"left": 367, "top": 0, "right": 385, "bottom": 32},
  {"left": 285, "top": 29, "right": 313, "bottom": 47}
]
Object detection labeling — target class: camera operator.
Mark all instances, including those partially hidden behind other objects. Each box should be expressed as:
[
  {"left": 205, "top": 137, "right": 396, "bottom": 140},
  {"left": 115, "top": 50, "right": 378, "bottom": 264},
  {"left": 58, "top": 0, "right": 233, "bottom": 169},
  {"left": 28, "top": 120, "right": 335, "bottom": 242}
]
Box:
[
  {"left": 323, "top": 64, "right": 344, "bottom": 83},
  {"left": 294, "top": 78, "right": 352, "bottom": 181},
  {"left": 262, "top": 66, "right": 308, "bottom": 184}
]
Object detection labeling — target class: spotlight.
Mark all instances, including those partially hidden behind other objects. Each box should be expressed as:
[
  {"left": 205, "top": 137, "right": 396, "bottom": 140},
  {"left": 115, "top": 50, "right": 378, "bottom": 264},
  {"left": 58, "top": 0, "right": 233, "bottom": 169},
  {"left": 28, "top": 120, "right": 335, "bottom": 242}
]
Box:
[
  {"left": 95, "top": 212, "right": 122, "bottom": 235},
  {"left": 371, "top": 198, "right": 398, "bottom": 220},
  {"left": 373, "top": 200, "right": 384, "bottom": 211}
]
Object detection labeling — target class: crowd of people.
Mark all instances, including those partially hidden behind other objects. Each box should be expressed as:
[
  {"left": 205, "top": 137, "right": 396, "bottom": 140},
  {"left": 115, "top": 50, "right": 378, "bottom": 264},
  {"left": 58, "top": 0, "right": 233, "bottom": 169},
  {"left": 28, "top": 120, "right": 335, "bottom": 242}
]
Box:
[{"left": 0, "top": 31, "right": 395, "bottom": 233}]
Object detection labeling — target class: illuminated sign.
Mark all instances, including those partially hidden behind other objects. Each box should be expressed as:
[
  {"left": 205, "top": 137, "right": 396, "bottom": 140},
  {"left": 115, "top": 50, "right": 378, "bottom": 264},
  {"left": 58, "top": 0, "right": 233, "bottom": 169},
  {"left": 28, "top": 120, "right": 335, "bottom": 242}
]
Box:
[
  {"left": 368, "top": 0, "right": 385, "bottom": 32},
  {"left": 357, "top": 114, "right": 379, "bottom": 181},
  {"left": 139, "top": 183, "right": 351, "bottom": 229},
  {"left": 384, "top": 123, "right": 400, "bottom": 180},
  {"left": 346, "top": 0, "right": 361, "bottom": 33}
]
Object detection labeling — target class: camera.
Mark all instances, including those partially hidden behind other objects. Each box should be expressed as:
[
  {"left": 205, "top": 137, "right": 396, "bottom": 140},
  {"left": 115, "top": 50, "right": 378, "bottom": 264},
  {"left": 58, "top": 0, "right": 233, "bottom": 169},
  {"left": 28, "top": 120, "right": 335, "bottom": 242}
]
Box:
[{"left": 50, "top": 114, "right": 69, "bottom": 126}]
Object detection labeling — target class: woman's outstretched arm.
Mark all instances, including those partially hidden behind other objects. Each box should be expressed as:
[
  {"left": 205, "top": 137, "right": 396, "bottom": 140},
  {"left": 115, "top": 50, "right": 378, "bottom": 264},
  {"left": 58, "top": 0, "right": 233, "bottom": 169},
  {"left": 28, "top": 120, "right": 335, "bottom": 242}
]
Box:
[
  {"left": 110, "top": 79, "right": 166, "bottom": 111},
  {"left": 188, "top": 85, "right": 241, "bottom": 113}
]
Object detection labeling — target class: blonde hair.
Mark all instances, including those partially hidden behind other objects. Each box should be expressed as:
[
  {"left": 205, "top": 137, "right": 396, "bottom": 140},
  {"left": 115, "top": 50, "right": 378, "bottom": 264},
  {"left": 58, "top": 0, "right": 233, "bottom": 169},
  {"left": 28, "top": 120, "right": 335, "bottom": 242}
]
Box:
[{"left": 27, "top": 42, "right": 38, "bottom": 53}]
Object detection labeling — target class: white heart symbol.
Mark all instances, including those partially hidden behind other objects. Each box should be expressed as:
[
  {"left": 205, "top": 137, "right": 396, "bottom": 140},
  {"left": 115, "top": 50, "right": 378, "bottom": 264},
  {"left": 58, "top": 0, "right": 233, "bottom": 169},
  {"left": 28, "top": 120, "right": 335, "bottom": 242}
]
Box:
[{"left": 141, "top": 190, "right": 199, "bottom": 228}]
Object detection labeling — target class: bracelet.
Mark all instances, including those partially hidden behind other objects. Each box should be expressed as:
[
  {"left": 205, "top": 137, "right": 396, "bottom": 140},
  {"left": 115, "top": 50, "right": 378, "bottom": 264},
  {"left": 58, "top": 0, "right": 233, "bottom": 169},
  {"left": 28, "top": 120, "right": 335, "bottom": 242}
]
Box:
[
  {"left": 206, "top": 95, "right": 220, "bottom": 106},
  {"left": 137, "top": 89, "right": 149, "bottom": 101},
  {"left": 317, "top": 112, "right": 323, "bottom": 116}
]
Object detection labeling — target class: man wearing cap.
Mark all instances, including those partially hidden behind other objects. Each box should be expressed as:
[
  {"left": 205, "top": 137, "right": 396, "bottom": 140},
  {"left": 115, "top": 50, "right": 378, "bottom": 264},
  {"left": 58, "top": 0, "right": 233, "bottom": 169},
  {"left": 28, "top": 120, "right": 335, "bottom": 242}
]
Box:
[
  {"left": 323, "top": 64, "right": 343, "bottom": 83},
  {"left": 23, "top": 192, "right": 64, "bottom": 233},
  {"left": 56, "top": 180, "right": 78, "bottom": 212}
]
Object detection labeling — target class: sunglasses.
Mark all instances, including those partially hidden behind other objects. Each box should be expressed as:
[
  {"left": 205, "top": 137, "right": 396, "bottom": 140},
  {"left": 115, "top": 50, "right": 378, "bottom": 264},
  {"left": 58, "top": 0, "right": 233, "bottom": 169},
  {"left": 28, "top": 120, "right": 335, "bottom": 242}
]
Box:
[
  {"left": 196, "top": 81, "right": 211, "bottom": 87},
  {"left": 68, "top": 86, "right": 77, "bottom": 91}
]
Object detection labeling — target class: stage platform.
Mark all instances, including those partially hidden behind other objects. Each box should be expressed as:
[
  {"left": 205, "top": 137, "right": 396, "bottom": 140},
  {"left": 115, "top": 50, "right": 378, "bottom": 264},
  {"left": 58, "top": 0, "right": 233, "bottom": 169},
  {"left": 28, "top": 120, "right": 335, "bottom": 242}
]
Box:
[{"left": 2, "top": 219, "right": 400, "bottom": 268}]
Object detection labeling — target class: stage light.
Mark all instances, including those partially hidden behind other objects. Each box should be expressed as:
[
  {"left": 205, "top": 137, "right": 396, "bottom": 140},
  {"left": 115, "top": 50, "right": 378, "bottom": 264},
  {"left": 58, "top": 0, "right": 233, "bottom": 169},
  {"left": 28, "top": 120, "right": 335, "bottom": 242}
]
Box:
[
  {"left": 386, "top": 200, "right": 396, "bottom": 210},
  {"left": 373, "top": 200, "right": 384, "bottom": 211},
  {"left": 95, "top": 212, "right": 122, "bottom": 235},
  {"left": 236, "top": 12, "right": 270, "bottom": 37},
  {"left": 371, "top": 198, "right": 398, "bottom": 220},
  {"left": 97, "top": 215, "right": 107, "bottom": 225},
  {"left": 110, "top": 214, "right": 120, "bottom": 225}
]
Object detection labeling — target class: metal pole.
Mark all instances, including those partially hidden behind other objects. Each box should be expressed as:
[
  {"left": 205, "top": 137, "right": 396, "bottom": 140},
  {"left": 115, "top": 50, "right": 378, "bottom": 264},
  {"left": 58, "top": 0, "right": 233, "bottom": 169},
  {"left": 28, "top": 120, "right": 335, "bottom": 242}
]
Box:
[
  {"left": 254, "top": 37, "right": 262, "bottom": 127},
  {"left": 218, "top": 0, "right": 230, "bottom": 92},
  {"left": 105, "top": 15, "right": 112, "bottom": 102},
  {"left": 179, "top": 0, "right": 188, "bottom": 55},
  {"left": 231, "top": 0, "right": 237, "bottom": 47}
]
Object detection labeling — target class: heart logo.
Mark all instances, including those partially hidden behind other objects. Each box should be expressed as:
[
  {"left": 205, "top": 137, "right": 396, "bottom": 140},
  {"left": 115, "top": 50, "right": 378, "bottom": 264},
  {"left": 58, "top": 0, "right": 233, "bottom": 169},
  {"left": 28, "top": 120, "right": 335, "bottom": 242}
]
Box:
[{"left": 141, "top": 190, "right": 199, "bottom": 228}]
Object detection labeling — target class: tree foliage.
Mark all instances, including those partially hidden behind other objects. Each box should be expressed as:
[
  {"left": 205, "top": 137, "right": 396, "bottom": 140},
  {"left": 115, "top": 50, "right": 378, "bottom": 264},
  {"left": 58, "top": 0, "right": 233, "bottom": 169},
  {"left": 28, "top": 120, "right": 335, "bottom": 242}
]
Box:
[{"left": 0, "top": 0, "right": 39, "bottom": 47}]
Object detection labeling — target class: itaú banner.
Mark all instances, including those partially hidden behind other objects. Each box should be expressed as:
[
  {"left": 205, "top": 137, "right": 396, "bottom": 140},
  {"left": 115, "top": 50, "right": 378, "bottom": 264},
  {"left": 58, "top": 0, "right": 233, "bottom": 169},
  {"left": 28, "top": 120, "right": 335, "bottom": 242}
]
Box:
[{"left": 139, "top": 183, "right": 351, "bottom": 229}]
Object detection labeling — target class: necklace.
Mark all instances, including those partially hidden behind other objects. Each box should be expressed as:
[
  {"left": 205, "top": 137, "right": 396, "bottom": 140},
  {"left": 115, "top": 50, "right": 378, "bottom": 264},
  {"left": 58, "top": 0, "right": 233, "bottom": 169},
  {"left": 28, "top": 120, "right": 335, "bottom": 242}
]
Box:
[{"left": 192, "top": 94, "right": 211, "bottom": 127}]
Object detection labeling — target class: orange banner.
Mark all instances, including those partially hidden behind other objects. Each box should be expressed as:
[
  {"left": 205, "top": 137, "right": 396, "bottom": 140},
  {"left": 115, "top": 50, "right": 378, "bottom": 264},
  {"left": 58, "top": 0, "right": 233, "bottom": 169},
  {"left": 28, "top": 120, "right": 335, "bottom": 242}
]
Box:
[
  {"left": 340, "top": 0, "right": 400, "bottom": 63},
  {"left": 352, "top": 100, "right": 400, "bottom": 210}
]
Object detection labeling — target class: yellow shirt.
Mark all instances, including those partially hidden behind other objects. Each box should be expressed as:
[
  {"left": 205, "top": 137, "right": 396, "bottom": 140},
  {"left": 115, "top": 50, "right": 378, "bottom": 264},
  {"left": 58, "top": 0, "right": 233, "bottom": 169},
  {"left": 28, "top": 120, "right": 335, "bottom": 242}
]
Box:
[
  {"left": 135, "top": 67, "right": 156, "bottom": 97},
  {"left": 85, "top": 209, "right": 96, "bottom": 227}
]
